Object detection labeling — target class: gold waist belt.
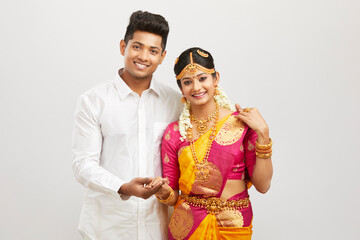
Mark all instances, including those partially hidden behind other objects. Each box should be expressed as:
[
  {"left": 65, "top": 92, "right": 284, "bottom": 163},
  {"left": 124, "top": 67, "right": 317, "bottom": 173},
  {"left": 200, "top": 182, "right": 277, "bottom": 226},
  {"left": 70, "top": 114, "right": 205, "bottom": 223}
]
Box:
[{"left": 180, "top": 194, "right": 250, "bottom": 215}]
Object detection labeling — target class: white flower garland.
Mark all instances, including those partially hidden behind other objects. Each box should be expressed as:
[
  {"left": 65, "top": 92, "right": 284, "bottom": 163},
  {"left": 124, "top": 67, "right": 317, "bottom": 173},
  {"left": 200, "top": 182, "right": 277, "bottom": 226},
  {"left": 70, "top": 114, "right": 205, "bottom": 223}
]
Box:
[
  {"left": 214, "top": 85, "right": 236, "bottom": 112},
  {"left": 178, "top": 85, "right": 235, "bottom": 141}
]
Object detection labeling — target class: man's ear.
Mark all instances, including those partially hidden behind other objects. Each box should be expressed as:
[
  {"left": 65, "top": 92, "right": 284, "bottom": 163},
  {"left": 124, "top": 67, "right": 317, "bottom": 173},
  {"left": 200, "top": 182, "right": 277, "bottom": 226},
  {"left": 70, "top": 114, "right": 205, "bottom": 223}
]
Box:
[
  {"left": 120, "top": 40, "right": 126, "bottom": 56},
  {"left": 159, "top": 50, "right": 167, "bottom": 64}
]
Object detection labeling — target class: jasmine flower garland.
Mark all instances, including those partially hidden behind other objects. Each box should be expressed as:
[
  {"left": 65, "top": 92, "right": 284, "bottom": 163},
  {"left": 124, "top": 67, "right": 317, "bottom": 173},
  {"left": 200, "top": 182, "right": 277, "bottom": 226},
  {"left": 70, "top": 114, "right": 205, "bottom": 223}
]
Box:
[{"left": 179, "top": 101, "right": 192, "bottom": 141}]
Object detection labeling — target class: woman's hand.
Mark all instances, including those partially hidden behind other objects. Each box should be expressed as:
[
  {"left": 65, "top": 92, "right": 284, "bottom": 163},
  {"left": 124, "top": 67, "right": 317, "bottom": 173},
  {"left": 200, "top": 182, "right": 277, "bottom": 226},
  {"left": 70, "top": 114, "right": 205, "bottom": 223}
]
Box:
[
  {"left": 145, "top": 176, "right": 168, "bottom": 189},
  {"left": 235, "top": 104, "right": 273, "bottom": 194},
  {"left": 147, "top": 177, "right": 178, "bottom": 206},
  {"left": 147, "top": 177, "right": 172, "bottom": 199},
  {"left": 235, "top": 104, "right": 269, "bottom": 144}
]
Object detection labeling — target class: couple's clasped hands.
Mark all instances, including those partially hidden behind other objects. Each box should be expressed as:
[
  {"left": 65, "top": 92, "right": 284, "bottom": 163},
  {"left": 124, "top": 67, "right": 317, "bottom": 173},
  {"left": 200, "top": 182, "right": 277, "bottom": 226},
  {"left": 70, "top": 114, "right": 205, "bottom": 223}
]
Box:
[{"left": 119, "top": 176, "right": 169, "bottom": 199}]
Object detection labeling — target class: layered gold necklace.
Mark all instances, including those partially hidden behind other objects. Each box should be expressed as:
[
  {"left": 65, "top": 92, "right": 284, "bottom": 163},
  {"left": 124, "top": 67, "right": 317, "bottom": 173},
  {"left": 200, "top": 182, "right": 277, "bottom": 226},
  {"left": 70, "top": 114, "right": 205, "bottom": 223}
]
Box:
[
  {"left": 189, "top": 107, "right": 219, "bottom": 135},
  {"left": 188, "top": 104, "right": 220, "bottom": 182}
]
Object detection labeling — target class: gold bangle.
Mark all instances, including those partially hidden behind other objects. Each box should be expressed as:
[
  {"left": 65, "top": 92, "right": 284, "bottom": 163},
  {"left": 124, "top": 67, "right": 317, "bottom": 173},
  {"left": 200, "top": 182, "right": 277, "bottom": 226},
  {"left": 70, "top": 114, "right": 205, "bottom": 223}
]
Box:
[
  {"left": 255, "top": 147, "right": 272, "bottom": 154},
  {"left": 156, "top": 188, "right": 174, "bottom": 204},
  {"left": 256, "top": 151, "right": 272, "bottom": 159},
  {"left": 255, "top": 138, "right": 273, "bottom": 150}
]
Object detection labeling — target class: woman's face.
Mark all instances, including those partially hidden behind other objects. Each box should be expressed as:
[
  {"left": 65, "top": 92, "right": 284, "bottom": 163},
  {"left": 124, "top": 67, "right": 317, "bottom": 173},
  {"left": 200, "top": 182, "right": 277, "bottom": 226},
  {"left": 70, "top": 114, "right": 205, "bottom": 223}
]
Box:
[{"left": 180, "top": 69, "right": 219, "bottom": 107}]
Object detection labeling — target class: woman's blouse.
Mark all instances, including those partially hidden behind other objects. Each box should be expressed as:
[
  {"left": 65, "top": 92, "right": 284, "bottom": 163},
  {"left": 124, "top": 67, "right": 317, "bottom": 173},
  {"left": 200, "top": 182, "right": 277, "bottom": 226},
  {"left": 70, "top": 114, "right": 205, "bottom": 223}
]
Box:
[{"left": 161, "top": 112, "right": 257, "bottom": 197}]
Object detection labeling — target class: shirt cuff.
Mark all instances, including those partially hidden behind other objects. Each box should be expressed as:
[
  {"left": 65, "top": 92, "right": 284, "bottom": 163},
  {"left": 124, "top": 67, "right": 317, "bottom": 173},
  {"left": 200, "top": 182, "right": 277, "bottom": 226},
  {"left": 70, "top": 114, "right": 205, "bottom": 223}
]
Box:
[
  {"left": 116, "top": 181, "right": 132, "bottom": 200},
  {"left": 108, "top": 177, "right": 128, "bottom": 199}
]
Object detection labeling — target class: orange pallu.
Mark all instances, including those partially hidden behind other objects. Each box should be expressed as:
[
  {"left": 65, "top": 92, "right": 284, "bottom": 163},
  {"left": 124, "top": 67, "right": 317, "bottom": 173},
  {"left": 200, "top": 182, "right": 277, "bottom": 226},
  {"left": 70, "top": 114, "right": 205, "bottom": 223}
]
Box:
[{"left": 161, "top": 112, "right": 257, "bottom": 239}]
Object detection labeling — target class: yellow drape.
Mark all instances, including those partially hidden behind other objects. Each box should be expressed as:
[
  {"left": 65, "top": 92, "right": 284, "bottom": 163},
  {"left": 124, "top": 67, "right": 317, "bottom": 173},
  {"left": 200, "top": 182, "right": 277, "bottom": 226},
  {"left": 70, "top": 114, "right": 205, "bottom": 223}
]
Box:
[
  {"left": 178, "top": 114, "right": 232, "bottom": 194},
  {"left": 188, "top": 215, "right": 253, "bottom": 240},
  {"left": 176, "top": 113, "right": 253, "bottom": 239}
]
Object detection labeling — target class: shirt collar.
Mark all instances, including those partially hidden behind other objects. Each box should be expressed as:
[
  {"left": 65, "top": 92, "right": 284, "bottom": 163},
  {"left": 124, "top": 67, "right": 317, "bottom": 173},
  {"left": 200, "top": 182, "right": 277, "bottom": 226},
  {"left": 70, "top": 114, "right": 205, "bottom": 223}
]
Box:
[
  {"left": 114, "top": 69, "right": 132, "bottom": 100},
  {"left": 114, "top": 68, "right": 162, "bottom": 100},
  {"left": 148, "top": 75, "right": 162, "bottom": 97}
]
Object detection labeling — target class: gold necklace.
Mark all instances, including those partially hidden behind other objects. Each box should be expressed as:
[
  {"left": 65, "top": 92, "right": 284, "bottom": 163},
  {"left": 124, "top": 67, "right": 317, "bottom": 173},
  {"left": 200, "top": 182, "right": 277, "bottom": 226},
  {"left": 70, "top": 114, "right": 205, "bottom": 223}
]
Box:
[
  {"left": 189, "top": 105, "right": 219, "bottom": 135},
  {"left": 187, "top": 105, "right": 220, "bottom": 182}
]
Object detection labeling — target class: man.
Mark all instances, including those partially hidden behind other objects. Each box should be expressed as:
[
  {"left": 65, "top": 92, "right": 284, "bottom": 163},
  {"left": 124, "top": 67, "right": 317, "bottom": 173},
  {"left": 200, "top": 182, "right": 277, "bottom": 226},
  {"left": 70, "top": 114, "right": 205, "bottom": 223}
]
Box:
[{"left": 72, "top": 11, "right": 181, "bottom": 240}]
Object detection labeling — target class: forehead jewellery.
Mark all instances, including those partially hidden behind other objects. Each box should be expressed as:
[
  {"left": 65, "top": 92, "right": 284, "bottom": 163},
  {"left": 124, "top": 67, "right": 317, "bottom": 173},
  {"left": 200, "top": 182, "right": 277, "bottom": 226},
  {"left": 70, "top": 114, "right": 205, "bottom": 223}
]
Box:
[{"left": 176, "top": 51, "right": 215, "bottom": 80}]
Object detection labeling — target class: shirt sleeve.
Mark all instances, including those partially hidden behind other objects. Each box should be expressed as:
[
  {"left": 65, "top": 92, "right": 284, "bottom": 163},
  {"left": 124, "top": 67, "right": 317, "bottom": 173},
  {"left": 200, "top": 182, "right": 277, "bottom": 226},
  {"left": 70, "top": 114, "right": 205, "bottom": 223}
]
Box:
[
  {"left": 243, "top": 127, "right": 258, "bottom": 179},
  {"left": 72, "top": 95, "right": 125, "bottom": 198},
  {"left": 161, "top": 124, "right": 180, "bottom": 190}
]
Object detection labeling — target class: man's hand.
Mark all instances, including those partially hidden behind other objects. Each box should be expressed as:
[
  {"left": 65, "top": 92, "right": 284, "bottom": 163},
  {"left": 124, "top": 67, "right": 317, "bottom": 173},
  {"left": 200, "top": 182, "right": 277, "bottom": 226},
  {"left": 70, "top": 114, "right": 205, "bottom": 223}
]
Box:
[{"left": 118, "top": 177, "right": 165, "bottom": 199}]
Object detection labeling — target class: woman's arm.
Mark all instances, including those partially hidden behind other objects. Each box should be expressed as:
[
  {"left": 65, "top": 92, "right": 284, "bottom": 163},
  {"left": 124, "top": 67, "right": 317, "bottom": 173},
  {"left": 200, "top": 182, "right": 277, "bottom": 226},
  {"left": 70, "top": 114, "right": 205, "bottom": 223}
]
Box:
[
  {"left": 235, "top": 104, "right": 273, "bottom": 194},
  {"left": 251, "top": 131, "right": 273, "bottom": 193},
  {"left": 155, "top": 123, "right": 181, "bottom": 205},
  {"left": 154, "top": 182, "right": 179, "bottom": 206}
]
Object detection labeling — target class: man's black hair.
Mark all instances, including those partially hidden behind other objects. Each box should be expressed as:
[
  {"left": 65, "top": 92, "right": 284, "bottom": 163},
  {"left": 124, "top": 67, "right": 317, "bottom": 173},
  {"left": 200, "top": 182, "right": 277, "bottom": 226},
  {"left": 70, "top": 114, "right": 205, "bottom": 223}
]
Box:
[{"left": 124, "top": 11, "right": 169, "bottom": 51}]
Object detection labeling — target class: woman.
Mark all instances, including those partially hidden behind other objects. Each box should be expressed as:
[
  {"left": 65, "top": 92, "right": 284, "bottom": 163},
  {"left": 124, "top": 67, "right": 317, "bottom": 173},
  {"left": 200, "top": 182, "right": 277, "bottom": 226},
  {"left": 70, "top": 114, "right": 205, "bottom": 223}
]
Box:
[{"left": 151, "top": 47, "right": 273, "bottom": 239}]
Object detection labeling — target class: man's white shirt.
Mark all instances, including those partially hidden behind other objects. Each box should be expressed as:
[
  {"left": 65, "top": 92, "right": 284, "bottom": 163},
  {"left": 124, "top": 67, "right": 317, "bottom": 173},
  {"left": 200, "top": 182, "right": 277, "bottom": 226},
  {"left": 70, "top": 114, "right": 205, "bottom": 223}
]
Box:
[{"left": 72, "top": 70, "right": 181, "bottom": 240}]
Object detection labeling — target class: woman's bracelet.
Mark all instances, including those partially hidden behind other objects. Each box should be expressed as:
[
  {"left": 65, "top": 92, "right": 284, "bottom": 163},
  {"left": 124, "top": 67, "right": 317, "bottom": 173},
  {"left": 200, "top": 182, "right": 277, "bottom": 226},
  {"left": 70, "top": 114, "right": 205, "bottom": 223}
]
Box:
[
  {"left": 256, "top": 151, "right": 272, "bottom": 159},
  {"left": 255, "top": 138, "right": 272, "bottom": 150},
  {"left": 255, "top": 138, "right": 273, "bottom": 159},
  {"left": 156, "top": 188, "right": 175, "bottom": 204},
  {"left": 255, "top": 148, "right": 272, "bottom": 154}
]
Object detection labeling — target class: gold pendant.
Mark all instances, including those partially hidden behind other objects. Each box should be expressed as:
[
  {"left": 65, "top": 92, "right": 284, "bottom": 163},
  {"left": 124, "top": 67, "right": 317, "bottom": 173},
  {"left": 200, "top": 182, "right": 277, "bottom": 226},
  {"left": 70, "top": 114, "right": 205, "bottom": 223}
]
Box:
[
  {"left": 195, "top": 162, "right": 210, "bottom": 182},
  {"left": 196, "top": 121, "right": 207, "bottom": 134}
]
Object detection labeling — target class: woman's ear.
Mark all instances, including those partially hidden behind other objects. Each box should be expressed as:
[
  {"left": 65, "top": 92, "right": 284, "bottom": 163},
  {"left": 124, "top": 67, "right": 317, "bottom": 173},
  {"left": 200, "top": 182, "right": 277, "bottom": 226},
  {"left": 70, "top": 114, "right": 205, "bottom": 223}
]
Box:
[
  {"left": 180, "top": 88, "right": 184, "bottom": 95},
  {"left": 214, "top": 72, "right": 220, "bottom": 87}
]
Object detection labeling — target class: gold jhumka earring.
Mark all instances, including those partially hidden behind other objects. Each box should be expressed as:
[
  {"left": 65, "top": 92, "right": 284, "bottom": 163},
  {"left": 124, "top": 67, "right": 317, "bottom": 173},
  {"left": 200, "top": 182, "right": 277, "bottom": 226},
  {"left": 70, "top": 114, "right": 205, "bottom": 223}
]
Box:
[{"left": 181, "top": 96, "right": 187, "bottom": 103}]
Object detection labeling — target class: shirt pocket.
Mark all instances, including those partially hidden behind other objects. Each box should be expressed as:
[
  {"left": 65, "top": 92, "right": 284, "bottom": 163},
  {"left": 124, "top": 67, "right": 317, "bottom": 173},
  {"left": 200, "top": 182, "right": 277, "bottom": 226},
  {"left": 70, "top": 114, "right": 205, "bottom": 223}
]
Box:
[{"left": 153, "top": 122, "right": 169, "bottom": 176}]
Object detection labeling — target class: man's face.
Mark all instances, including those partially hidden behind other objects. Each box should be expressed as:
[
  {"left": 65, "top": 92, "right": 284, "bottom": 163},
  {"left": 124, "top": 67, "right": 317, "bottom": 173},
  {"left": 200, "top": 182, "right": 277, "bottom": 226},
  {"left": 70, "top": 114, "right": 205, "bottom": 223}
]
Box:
[{"left": 120, "top": 31, "right": 166, "bottom": 80}]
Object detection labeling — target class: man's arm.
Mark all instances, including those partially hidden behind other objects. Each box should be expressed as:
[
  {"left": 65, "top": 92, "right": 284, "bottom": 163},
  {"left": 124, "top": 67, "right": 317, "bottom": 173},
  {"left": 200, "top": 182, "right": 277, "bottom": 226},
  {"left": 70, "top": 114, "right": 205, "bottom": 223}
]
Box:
[
  {"left": 72, "top": 95, "right": 165, "bottom": 199},
  {"left": 72, "top": 95, "right": 125, "bottom": 198}
]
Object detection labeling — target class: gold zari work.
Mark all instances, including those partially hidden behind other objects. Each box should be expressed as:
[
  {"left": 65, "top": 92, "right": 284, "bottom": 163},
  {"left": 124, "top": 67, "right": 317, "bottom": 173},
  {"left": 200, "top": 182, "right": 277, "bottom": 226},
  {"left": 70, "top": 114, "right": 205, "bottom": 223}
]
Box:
[
  {"left": 165, "top": 131, "right": 171, "bottom": 141},
  {"left": 247, "top": 140, "right": 254, "bottom": 151},
  {"left": 240, "top": 144, "right": 244, "bottom": 152},
  {"left": 173, "top": 124, "right": 179, "bottom": 131},
  {"left": 177, "top": 146, "right": 186, "bottom": 158},
  {"left": 215, "top": 116, "right": 244, "bottom": 146},
  {"left": 192, "top": 161, "right": 222, "bottom": 197},
  {"left": 216, "top": 210, "right": 244, "bottom": 227},
  {"left": 163, "top": 153, "right": 170, "bottom": 163},
  {"left": 169, "top": 202, "right": 194, "bottom": 240}
]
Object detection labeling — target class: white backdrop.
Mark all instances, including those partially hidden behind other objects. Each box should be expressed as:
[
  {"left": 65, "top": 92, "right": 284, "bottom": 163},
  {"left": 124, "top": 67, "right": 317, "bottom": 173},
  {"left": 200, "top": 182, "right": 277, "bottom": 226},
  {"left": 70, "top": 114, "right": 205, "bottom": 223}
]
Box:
[{"left": 1, "top": 0, "right": 359, "bottom": 239}]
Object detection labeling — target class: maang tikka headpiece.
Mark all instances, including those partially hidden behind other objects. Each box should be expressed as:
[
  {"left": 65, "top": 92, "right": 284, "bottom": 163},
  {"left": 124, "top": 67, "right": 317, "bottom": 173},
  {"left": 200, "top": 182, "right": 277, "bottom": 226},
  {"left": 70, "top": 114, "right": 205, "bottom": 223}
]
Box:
[{"left": 176, "top": 50, "right": 215, "bottom": 80}]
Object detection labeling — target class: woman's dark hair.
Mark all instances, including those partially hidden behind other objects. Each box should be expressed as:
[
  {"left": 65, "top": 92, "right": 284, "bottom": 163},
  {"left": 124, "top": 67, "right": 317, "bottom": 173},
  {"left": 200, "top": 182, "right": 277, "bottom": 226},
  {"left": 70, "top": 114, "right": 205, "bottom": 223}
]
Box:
[
  {"left": 174, "top": 47, "right": 216, "bottom": 89},
  {"left": 124, "top": 11, "right": 169, "bottom": 51}
]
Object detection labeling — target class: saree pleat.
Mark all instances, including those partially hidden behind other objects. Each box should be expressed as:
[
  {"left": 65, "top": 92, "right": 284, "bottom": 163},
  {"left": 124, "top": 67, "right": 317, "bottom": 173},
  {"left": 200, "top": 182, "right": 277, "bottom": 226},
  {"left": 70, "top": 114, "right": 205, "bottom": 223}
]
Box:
[{"left": 188, "top": 214, "right": 221, "bottom": 240}]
